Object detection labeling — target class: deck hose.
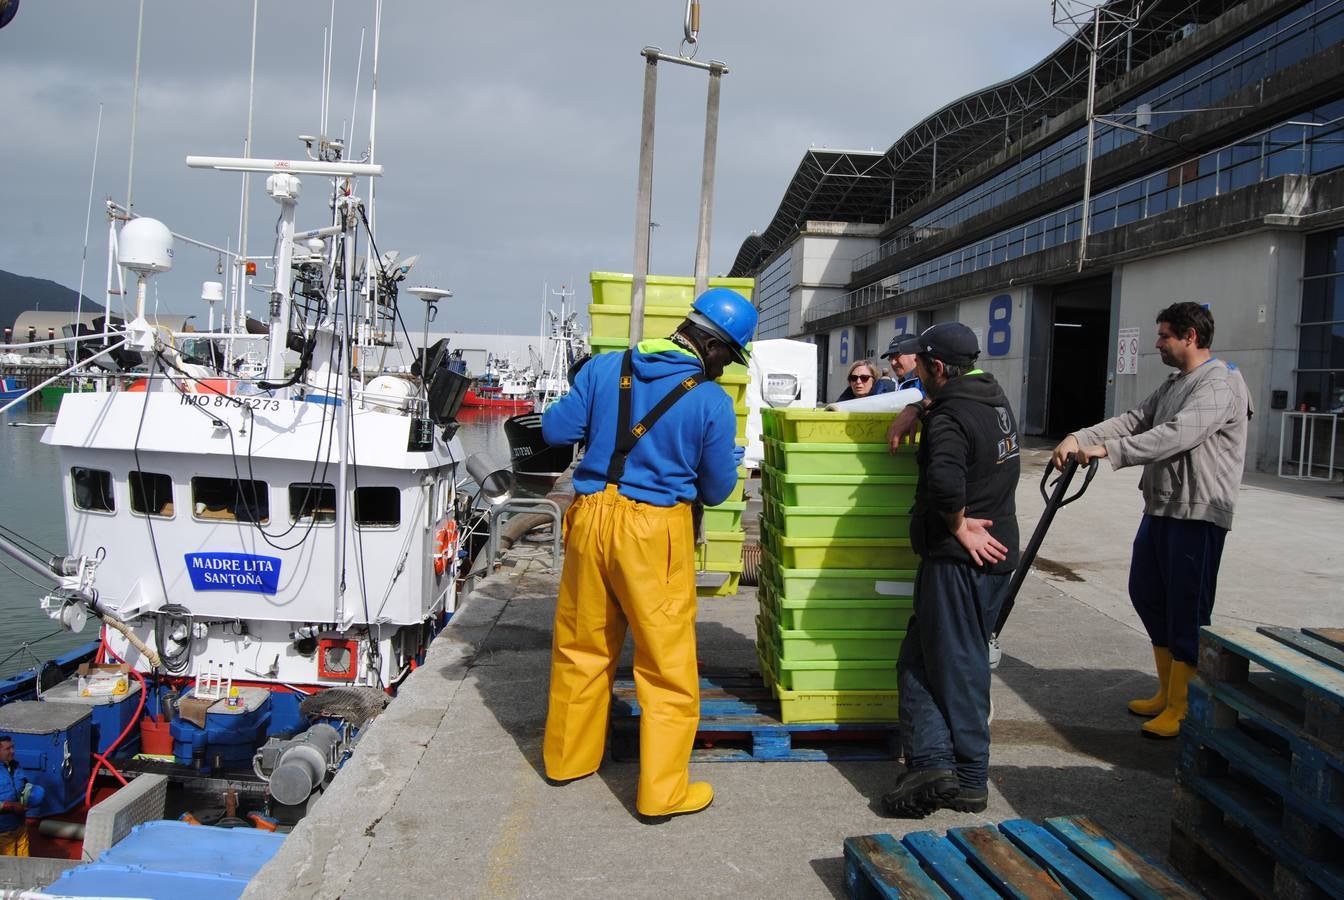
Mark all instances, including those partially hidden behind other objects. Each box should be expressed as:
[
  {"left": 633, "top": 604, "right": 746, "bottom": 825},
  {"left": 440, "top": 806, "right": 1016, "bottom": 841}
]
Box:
[{"left": 100, "top": 615, "right": 163, "bottom": 669}]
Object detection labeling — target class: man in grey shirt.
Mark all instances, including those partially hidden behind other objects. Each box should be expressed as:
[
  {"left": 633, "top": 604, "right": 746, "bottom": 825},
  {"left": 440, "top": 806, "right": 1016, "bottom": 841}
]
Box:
[{"left": 1052, "top": 302, "right": 1251, "bottom": 739}]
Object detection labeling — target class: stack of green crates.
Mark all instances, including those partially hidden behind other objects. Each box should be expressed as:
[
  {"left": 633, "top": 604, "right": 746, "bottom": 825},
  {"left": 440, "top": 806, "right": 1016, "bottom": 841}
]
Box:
[
  {"left": 587, "top": 272, "right": 753, "bottom": 597},
  {"left": 755, "top": 408, "right": 919, "bottom": 724}
]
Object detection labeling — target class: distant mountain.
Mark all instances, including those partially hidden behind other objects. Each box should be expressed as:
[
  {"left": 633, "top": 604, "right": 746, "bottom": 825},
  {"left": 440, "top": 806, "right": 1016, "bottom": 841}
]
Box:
[{"left": 0, "top": 269, "right": 96, "bottom": 334}]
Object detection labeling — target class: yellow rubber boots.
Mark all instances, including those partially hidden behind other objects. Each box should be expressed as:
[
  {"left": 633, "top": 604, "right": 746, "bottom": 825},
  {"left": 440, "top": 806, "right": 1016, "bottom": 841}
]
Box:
[
  {"left": 1127, "top": 645, "right": 1173, "bottom": 717},
  {"left": 1141, "top": 660, "right": 1195, "bottom": 739}
]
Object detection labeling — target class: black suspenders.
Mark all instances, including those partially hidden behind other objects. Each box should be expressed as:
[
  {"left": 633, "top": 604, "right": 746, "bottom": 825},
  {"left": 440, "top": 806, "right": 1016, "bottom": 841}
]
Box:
[{"left": 605, "top": 350, "right": 707, "bottom": 486}]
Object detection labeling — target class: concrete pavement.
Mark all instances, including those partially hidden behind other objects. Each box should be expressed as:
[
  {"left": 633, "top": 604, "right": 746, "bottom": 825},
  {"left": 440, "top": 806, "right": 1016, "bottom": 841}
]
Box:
[{"left": 244, "top": 448, "right": 1343, "bottom": 898}]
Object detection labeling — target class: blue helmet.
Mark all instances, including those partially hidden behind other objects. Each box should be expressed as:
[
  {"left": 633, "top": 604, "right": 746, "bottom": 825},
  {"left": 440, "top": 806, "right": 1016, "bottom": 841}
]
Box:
[{"left": 686, "top": 287, "right": 757, "bottom": 364}]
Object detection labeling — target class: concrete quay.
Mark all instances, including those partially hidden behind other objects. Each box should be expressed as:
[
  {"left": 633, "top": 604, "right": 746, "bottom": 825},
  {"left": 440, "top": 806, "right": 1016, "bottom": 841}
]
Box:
[{"left": 245, "top": 447, "right": 1343, "bottom": 899}]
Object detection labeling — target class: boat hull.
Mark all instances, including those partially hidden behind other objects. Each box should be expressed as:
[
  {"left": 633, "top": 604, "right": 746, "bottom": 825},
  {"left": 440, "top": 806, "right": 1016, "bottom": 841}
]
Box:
[{"left": 461, "top": 389, "right": 532, "bottom": 411}]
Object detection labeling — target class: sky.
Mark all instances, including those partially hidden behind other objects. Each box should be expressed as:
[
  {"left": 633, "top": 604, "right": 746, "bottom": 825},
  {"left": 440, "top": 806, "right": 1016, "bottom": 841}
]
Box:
[{"left": 2, "top": 1, "right": 1065, "bottom": 334}]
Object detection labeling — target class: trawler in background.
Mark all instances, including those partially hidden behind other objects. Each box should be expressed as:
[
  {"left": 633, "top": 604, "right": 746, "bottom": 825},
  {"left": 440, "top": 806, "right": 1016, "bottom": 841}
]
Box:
[{"left": 460, "top": 353, "right": 536, "bottom": 411}]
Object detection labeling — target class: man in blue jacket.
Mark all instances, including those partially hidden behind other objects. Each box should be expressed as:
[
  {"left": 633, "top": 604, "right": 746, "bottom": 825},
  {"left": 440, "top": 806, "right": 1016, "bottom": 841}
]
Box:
[
  {"left": 0, "top": 735, "right": 43, "bottom": 856},
  {"left": 541, "top": 287, "right": 756, "bottom": 820},
  {"left": 884, "top": 334, "right": 923, "bottom": 394}
]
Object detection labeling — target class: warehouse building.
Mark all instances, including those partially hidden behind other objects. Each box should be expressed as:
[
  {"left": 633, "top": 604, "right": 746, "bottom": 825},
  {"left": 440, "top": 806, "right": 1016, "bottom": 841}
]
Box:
[{"left": 733, "top": 0, "right": 1343, "bottom": 474}]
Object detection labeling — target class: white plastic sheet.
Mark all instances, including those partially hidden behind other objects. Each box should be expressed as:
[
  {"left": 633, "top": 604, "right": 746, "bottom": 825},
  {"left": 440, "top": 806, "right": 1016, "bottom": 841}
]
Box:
[{"left": 824, "top": 387, "right": 923, "bottom": 413}]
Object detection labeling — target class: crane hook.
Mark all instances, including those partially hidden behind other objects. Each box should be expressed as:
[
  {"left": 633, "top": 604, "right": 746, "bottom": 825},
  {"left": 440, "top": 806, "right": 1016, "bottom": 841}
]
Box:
[{"left": 680, "top": 0, "right": 700, "bottom": 59}]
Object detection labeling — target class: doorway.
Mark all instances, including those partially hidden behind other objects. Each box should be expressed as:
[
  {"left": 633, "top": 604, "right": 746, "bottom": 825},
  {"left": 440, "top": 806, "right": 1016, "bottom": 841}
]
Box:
[
  {"left": 1045, "top": 276, "right": 1112, "bottom": 438},
  {"left": 815, "top": 333, "right": 830, "bottom": 403}
]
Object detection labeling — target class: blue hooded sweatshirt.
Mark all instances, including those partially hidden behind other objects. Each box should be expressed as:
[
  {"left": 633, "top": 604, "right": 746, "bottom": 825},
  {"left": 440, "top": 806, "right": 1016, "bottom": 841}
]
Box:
[
  {"left": 542, "top": 340, "right": 739, "bottom": 507},
  {"left": 0, "top": 760, "right": 39, "bottom": 831}
]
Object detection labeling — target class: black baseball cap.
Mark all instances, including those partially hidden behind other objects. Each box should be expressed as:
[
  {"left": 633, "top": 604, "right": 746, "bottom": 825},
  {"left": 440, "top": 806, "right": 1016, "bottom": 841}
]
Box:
[
  {"left": 893, "top": 322, "right": 980, "bottom": 367},
  {"left": 884, "top": 335, "right": 911, "bottom": 359}
]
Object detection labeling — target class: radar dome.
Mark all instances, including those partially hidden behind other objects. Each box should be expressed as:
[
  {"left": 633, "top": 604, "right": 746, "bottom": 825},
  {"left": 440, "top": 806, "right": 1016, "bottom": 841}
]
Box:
[{"left": 119, "top": 218, "right": 174, "bottom": 275}]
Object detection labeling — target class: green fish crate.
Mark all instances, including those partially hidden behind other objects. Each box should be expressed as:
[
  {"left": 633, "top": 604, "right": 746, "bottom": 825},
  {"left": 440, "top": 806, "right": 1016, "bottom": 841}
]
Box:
[
  {"left": 761, "top": 465, "right": 918, "bottom": 508},
  {"left": 762, "top": 437, "right": 919, "bottom": 477},
  {"left": 770, "top": 502, "right": 911, "bottom": 540},
  {"left": 697, "top": 530, "right": 746, "bottom": 569},
  {"left": 763, "top": 520, "right": 918, "bottom": 570},
  {"left": 759, "top": 603, "right": 905, "bottom": 663},
  {"left": 701, "top": 499, "right": 746, "bottom": 533},
  {"left": 588, "top": 271, "right": 754, "bottom": 306},
  {"left": 775, "top": 564, "right": 917, "bottom": 603}
]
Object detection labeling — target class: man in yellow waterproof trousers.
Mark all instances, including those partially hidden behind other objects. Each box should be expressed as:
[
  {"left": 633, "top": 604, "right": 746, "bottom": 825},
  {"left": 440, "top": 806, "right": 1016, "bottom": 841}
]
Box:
[{"left": 540, "top": 288, "right": 756, "bottom": 819}]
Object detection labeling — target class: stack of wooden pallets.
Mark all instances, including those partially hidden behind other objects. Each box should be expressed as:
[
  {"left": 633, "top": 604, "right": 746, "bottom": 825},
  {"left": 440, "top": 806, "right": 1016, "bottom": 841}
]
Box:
[
  {"left": 585, "top": 271, "right": 751, "bottom": 597},
  {"left": 754, "top": 408, "right": 918, "bottom": 724},
  {"left": 1170, "top": 624, "right": 1344, "bottom": 899}
]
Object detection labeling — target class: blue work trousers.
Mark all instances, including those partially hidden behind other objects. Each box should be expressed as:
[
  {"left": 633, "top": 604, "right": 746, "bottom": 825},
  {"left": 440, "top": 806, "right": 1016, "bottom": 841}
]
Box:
[
  {"left": 898, "top": 559, "right": 1010, "bottom": 791},
  {"left": 1127, "top": 513, "right": 1227, "bottom": 665}
]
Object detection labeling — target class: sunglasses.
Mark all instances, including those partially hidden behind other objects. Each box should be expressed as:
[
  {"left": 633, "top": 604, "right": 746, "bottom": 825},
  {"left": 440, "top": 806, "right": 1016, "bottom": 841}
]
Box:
[{"left": 848, "top": 374, "right": 873, "bottom": 383}]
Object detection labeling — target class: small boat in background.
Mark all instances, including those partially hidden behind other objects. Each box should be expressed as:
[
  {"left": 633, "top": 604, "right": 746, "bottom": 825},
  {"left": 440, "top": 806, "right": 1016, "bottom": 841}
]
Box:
[
  {"left": 461, "top": 354, "right": 534, "bottom": 410},
  {"left": 504, "top": 285, "right": 584, "bottom": 484},
  {"left": 0, "top": 375, "right": 26, "bottom": 403}
]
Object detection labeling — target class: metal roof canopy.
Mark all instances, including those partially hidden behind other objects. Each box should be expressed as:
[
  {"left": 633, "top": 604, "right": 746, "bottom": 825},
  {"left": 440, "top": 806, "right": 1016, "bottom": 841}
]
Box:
[
  {"left": 730, "top": 149, "right": 892, "bottom": 275},
  {"left": 731, "top": 0, "right": 1240, "bottom": 276}
]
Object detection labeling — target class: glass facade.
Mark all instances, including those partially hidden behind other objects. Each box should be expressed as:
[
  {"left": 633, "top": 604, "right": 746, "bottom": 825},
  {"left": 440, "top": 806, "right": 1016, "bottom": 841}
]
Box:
[
  {"left": 756, "top": 250, "right": 792, "bottom": 340},
  {"left": 1299, "top": 229, "right": 1344, "bottom": 412},
  {"left": 855, "top": 0, "right": 1344, "bottom": 271},
  {"left": 810, "top": 99, "right": 1344, "bottom": 323}
]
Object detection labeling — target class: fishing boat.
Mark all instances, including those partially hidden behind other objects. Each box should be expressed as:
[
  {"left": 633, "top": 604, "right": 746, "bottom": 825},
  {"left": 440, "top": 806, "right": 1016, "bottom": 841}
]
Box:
[
  {"left": 0, "top": 21, "right": 509, "bottom": 864},
  {"left": 0, "top": 375, "right": 26, "bottom": 403},
  {"left": 460, "top": 355, "right": 535, "bottom": 410}
]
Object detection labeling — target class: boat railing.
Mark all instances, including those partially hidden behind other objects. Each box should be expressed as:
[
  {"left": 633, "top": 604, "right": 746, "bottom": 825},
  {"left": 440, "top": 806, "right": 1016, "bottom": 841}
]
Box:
[{"left": 478, "top": 497, "right": 563, "bottom": 583}]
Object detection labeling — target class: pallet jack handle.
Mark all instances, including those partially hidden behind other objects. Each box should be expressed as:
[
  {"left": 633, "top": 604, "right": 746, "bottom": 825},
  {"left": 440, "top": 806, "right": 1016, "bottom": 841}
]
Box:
[{"left": 992, "top": 456, "right": 1099, "bottom": 638}]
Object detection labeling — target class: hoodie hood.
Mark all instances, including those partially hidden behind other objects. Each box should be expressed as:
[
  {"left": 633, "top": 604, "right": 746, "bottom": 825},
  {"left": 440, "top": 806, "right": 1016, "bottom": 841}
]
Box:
[
  {"left": 633, "top": 339, "right": 704, "bottom": 382},
  {"left": 931, "top": 371, "right": 1010, "bottom": 409}
]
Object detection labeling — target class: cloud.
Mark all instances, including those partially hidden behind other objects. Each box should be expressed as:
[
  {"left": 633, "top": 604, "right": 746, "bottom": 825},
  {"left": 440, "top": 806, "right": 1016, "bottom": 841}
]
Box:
[{"left": 5, "top": 0, "right": 1061, "bottom": 332}]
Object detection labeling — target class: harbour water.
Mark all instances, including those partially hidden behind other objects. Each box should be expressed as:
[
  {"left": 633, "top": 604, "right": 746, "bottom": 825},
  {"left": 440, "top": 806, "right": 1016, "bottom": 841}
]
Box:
[{"left": 0, "top": 403, "right": 519, "bottom": 678}]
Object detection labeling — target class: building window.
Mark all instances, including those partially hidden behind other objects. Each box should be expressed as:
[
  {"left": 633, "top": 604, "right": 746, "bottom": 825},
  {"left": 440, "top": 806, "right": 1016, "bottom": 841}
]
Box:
[
  {"left": 192, "top": 476, "right": 269, "bottom": 524},
  {"left": 290, "top": 483, "right": 336, "bottom": 524},
  {"left": 72, "top": 467, "right": 114, "bottom": 513},
  {"left": 1298, "top": 230, "right": 1344, "bottom": 415},
  {"left": 129, "top": 471, "right": 174, "bottom": 518},
  {"left": 354, "top": 486, "right": 400, "bottom": 528}
]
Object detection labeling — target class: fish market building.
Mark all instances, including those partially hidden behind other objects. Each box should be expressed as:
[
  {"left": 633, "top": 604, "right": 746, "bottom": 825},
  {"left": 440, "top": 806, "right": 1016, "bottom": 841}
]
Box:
[{"left": 733, "top": 0, "right": 1344, "bottom": 474}]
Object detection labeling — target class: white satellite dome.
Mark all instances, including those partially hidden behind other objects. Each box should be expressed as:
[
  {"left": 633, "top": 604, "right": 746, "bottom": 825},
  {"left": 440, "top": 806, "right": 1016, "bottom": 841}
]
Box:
[{"left": 119, "top": 218, "right": 174, "bottom": 274}]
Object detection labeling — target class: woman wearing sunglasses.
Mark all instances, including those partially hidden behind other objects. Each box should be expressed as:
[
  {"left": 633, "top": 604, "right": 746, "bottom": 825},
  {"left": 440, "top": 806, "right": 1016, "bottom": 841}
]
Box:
[{"left": 835, "top": 359, "right": 894, "bottom": 402}]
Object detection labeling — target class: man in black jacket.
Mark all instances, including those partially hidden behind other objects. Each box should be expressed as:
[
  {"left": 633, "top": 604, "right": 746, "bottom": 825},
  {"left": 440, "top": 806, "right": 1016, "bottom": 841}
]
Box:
[{"left": 880, "top": 322, "right": 1020, "bottom": 818}]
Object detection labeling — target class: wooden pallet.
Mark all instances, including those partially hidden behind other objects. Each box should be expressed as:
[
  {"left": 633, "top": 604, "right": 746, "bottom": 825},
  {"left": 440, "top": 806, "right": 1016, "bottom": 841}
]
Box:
[
  {"left": 608, "top": 669, "right": 899, "bottom": 762},
  {"left": 1169, "top": 626, "right": 1344, "bottom": 899},
  {"left": 844, "top": 815, "right": 1197, "bottom": 899},
  {"left": 1196, "top": 627, "right": 1344, "bottom": 753}
]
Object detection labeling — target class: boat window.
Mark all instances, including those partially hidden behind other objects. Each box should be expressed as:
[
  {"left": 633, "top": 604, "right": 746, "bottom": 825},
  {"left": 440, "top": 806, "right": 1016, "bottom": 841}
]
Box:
[
  {"left": 191, "top": 476, "right": 270, "bottom": 524},
  {"left": 354, "top": 486, "right": 400, "bottom": 528},
  {"left": 290, "top": 482, "right": 336, "bottom": 524},
  {"left": 71, "top": 467, "right": 114, "bottom": 513},
  {"left": 129, "top": 471, "right": 174, "bottom": 518}
]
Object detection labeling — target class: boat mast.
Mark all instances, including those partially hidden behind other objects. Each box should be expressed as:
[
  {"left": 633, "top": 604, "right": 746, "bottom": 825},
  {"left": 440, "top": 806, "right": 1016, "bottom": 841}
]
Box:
[
  {"left": 74, "top": 103, "right": 104, "bottom": 376},
  {"left": 235, "top": 0, "right": 260, "bottom": 352},
  {"left": 125, "top": 0, "right": 144, "bottom": 213},
  {"left": 365, "top": 0, "right": 383, "bottom": 337}
]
